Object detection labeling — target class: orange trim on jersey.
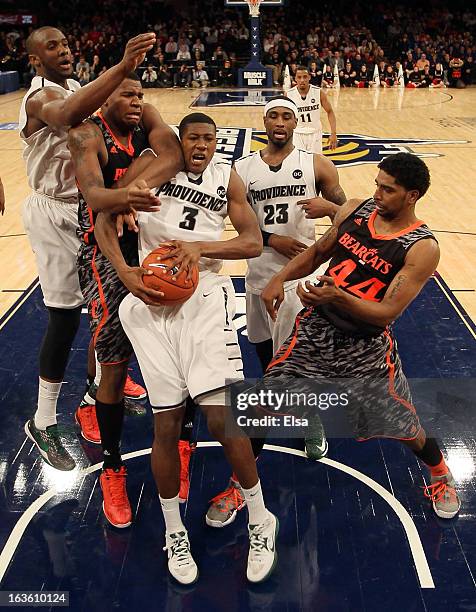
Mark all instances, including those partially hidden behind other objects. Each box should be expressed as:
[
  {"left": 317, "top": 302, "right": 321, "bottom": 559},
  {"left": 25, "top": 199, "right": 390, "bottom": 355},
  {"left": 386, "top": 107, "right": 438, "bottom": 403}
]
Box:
[
  {"left": 367, "top": 209, "right": 424, "bottom": 240},
  {"left": 267, "top": 308, "right": 313, "bottom": 370},
  {"left": 90, "top": 245, "right": 109, "bottom": 348},
  {"left": 98, "top": 358, "right": 130, "bottom": 366},
  {"left": 356, "top": 329, "right": 420, "bottom": 442},
  {"left": 384, "top": 329, "right": 416, "bottom": 414},
  {"left": 82, "top": 205, "right": 95, "bottom": 245},
  {"left": 96, "top": 111, "right": 135, "bottom": 156}
]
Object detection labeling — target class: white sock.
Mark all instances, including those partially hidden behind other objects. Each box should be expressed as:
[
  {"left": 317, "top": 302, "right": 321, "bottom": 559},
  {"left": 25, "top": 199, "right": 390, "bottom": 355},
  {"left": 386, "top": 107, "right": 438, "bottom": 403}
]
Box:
[
  {"left": 242, "top": 480, "right": 269, "bottom": 525},
  {"left": 160, "top": 494, "right": 185, "bottom": 534},
  {"left": 35, "top": 378, "right": 62, "bottom": 430},
  {"left": 94, "top": 355, "right": 102, "bottom": 387}
]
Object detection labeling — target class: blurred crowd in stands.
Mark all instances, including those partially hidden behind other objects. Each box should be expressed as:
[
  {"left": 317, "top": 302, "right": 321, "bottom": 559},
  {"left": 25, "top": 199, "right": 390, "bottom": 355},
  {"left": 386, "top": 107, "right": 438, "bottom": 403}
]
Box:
[{"left": 0, "top": 0, "right": 474, "bottom": 89}]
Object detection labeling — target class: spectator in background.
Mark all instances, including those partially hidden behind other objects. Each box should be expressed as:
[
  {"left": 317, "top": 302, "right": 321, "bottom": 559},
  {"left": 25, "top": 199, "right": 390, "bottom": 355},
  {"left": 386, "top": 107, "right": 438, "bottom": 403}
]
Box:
[
  {"left": 76, "top": 55, "right": 90, "bottom": 86},
  {"left": 308, "top": 60, "right": 322, "bottom": 85},
  {"left": 191, "top": 62, "right": 209, "bottom": 88},
  {"left": 212, "top": 45, "right": 228, "bottom": 65},
  {"left": 463, "top": 56, "right": 475, "bottom": 85},
  {"left": 164, "top": 36, "right": 177, "bottom": 60},
  {"left": 176, "top": 43, "right": 191, "bottom": 62},
  {"left": 321, "top": 64, "right": 335, "bottom": 88},
  {"left": 217, "top": 59, "right": 234, "bottom": 87},
  {"left": 142, "top": 64, "right": 158, "bottom": 87},
  {"left": 341, "top": 59, "right": 356, "bottom": 86},
  {"left": 263, "top": 46, "right": 280, "bottom": 86},
  {"left": 416, "top": 53, "right": 430, "bottom": 72},
  {"left": 356, "top": 63, "right": 370, "bottom": 87},
  {"left": 90, "top": 54, "right": 106, "bottom": 80},
  {"left": 430, "top": 63, "right": 446, "bottom": 88},
  {"left": 174, "top": 62, "right": 192, "bottom": 88},
  {"left": 192, "top": 38, "right": 205, "bottom": 55},
  {"left": 382, "top": 64, "right": 397, "bottom": 87},
  {"left": 157, "top": 64, "right": 173, "bottom": 88},
  {"left": 419, "top": 65, "right": 433, "bottom": 88}
]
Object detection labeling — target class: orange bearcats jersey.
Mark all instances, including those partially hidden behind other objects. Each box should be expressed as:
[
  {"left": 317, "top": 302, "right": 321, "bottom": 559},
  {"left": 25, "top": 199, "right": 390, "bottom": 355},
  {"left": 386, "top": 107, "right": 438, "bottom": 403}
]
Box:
[
  {"left": 77, "top": 112, "right": 149, "bottom": 247},
  {"left": 318, "top": 198, "right": 437, "bottom": 336}
]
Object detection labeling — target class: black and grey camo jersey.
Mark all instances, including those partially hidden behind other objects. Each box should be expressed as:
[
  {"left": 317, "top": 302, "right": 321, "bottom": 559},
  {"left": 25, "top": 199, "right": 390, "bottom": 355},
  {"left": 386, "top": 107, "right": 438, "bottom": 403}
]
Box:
[
  {"left": 77, "top": 112, "right": 149, "bottom": 248},
  {"left": 318, "top": 198, "right": 437, "bottom": 336}
]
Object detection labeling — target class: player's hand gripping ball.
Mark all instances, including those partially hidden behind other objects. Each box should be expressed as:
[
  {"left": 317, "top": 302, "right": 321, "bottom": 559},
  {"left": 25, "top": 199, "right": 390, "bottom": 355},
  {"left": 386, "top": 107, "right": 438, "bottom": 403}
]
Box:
[{"left": 142, "top": 245, "right": 199, "bottom": 306}]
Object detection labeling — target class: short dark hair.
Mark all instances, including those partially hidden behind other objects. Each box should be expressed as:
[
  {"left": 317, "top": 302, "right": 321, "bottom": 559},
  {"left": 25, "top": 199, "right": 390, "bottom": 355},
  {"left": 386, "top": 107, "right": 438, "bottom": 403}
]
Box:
[
  {"left": 125, "top": 71, "right": 141, "bottom": 82},
  {"left": 179, "top": 112, "right": 216, "bottom": 138},
  {"left": 378, "top": 153, "right": 430, "bottom": 198},
  {"left": 296, "top": 65, "right": 309, "bottom": 72}
]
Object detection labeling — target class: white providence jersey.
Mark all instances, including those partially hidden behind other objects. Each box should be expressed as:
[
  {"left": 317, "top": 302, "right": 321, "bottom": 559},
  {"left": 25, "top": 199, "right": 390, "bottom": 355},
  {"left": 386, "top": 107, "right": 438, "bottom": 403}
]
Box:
[
  {"left": 287, "top": 85, "right": 322, "bottom": 134},
  {"left": 138, "top": 157, "right": 232, "bottom": 274},
  {"left": 235, "top": 147, "right": 317, "bottom": 293},
  {"left": 19, "top": 76, "right": 81, "bottom": 202}
]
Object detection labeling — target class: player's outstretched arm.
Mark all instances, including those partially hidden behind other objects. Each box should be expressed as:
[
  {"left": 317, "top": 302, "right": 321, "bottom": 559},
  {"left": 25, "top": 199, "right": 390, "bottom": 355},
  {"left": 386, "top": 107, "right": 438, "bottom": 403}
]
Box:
[
  {"left": 297, "top": 238, "right": 440, "bottom": 327},
  {"left": 261, "top": 198, "right": 361, "bottom": 320},
  {"left": 27, "top": 33, "right": 156, "bottom": 130},
  {"left": 68, "top": 121, "right": 160, "bottom": 213},
  {"left": 95, "top": 213, "right": 164, "bottom": 305},
  {"left": 129, "top": 104, "right": 184, "bottom": 186}
]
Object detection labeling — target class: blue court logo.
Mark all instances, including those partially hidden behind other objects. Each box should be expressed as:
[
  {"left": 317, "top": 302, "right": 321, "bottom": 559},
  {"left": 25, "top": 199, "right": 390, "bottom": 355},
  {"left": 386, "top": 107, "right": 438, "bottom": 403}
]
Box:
[{"left": 251, "top": 131, "right": 469, "bottom": 167}]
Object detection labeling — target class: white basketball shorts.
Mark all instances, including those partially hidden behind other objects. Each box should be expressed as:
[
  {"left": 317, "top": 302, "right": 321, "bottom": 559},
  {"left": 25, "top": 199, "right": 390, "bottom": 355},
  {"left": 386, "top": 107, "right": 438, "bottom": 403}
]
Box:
[
  {"left": 293, "top": 130, "right": 323, "bottom": 154},
  {"left": 22, "top": 192, "right": 83, "bottom": 309},
  {"left": 246, "top": 264, "right": 329, "bottom": 351},
  {"left": 119, "top": 273, "right": 244, "bottom": 409}
]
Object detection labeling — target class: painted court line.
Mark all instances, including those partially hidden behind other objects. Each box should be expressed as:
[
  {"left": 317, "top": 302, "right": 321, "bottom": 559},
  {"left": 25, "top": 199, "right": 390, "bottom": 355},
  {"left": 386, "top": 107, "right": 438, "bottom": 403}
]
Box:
[{"left": 0, "top": 443, "right": 434, "bottom": 589}]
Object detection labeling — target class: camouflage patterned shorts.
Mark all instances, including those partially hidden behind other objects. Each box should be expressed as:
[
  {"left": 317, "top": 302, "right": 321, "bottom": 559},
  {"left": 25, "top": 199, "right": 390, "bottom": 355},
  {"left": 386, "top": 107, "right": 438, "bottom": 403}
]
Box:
[{"left": 78, "top": 242, "right": 138, "bottom": 364}]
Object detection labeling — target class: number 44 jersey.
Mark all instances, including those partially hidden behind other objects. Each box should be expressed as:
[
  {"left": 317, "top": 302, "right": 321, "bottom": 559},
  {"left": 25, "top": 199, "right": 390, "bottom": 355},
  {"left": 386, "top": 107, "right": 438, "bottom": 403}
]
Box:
[
  {"left": 235, "top": 147, "right": 318, "bottom": 294},
  {"left": 138, "top": 158, "right": 232, "bottom": 273}
]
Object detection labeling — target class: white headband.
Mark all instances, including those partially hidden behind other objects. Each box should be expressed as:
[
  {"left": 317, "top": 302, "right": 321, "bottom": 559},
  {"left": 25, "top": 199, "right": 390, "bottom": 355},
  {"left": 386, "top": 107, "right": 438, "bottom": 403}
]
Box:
[{"left": 263, "top": 98, "right": 298, "bottom": 119}]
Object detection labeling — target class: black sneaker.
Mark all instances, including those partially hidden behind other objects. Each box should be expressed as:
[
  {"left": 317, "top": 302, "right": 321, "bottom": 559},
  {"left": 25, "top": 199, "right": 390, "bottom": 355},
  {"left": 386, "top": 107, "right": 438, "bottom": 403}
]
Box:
[
  {"left": 304, "top": 415, "right": 328, "bottom": 460},
  {"left": 25, "top": 419, "right": 76, "bottom": 471},
  {"left": 123, "top": 397, "right": 146, "bottom": 417}
]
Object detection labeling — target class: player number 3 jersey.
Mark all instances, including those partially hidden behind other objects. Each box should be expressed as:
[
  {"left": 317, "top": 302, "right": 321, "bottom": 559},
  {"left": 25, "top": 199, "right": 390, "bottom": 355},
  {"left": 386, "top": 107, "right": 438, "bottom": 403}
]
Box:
[{"left": 138, "top": 158, "right": 232, "bottom": 273}]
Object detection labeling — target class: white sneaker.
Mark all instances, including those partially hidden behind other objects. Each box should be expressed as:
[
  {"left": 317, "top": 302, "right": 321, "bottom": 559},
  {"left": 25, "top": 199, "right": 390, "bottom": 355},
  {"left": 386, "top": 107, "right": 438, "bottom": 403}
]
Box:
[
  {"left": 163, "top": 530, "right": 198, "bottom": 584},
  {"left": 247, "top": 511, "right": 279, "bottom": 583}
]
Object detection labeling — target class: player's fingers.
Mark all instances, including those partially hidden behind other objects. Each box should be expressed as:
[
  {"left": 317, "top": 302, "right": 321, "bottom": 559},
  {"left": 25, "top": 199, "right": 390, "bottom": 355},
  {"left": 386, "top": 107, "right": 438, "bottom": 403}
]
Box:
[
  {"left": 115, "top": 214, "right": 124, "bottom": 237},
  {"left": 143, "top": 287, "right": 165, "bottom": 300}
]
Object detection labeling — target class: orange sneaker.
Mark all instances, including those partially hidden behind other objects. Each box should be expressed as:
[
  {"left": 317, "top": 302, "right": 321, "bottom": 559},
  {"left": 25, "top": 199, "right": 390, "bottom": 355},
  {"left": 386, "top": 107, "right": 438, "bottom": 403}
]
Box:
[
  {"left": 178, "top": 441, "right": 196, "bottom": 503},
  {"left": 124, "top": 371, "right": 147, "bottom": 400},
  {"left": 100, "top": 466, "right": 132, "bottom": 528},
  {"left": 75, "top": 405, "right": 101, "bottom": 444},
  {"left": 205, "top": 479, "right": 245, "bottom": 527}
]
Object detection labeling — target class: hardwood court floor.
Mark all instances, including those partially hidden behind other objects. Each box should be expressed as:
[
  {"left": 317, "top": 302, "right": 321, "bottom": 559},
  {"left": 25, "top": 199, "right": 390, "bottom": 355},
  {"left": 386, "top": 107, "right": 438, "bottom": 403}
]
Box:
[{"left": 0, "top": 86, "right": 475, "bottom": 320}]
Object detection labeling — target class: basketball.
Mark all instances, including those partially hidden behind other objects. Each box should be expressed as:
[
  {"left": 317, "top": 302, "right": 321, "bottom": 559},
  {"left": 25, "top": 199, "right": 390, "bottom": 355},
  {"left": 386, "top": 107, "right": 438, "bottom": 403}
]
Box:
[{"left": 142, "top": 246, "right": 199, "bottom": 306}]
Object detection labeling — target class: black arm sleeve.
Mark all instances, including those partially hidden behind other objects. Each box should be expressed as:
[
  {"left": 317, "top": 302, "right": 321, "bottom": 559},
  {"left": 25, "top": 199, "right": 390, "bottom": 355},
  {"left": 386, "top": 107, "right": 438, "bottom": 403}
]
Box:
[{"left": 261, "top": 230, "right": 273, "bottom": 246}]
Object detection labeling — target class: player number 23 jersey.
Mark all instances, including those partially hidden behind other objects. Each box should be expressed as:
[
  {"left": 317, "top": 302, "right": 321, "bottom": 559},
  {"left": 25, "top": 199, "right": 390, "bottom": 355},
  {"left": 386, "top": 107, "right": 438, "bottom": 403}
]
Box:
[{"left": 235, "top": 147, "right": 317, "bottom": 293}]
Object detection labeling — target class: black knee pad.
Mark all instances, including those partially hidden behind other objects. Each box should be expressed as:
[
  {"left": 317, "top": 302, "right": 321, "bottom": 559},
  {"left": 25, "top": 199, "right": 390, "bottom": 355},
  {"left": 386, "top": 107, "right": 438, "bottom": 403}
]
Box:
[{"left": 39, "top": 306, "right": 82, "bottom": 380}]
